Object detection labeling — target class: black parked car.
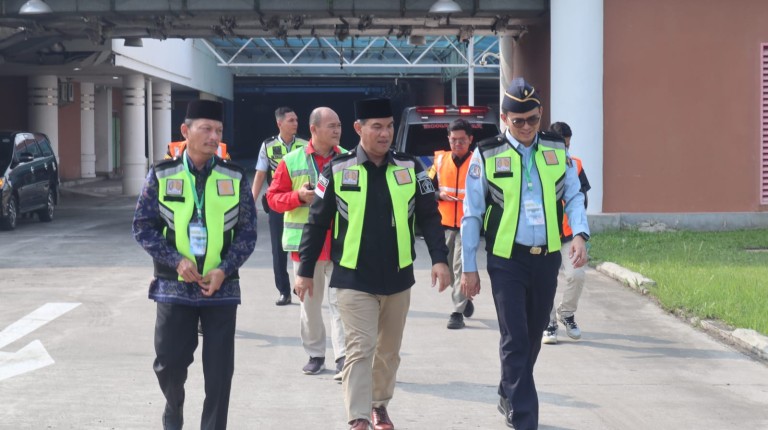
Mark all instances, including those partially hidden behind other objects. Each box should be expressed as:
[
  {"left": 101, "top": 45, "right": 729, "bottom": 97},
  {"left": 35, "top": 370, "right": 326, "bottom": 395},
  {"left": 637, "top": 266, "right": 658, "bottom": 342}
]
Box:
[{"left": 0, "top": 131, "right": 60, "bottom": 230}]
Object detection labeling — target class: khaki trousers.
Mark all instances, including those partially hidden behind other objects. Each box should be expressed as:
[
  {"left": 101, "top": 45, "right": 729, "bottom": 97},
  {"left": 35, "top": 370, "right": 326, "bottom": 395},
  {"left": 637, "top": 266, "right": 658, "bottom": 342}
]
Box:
[
  {"left": 549, "top": 241, "right": 587, "bottom": 322},
  {"left": 336, "top": 287, "right": 411, "bottom": 423},
  {"left": 445, "top": 229, "right": 468, "bottom": 313},
  {"left": 293, "top": 260, "right": 346, "bottom": 360}
]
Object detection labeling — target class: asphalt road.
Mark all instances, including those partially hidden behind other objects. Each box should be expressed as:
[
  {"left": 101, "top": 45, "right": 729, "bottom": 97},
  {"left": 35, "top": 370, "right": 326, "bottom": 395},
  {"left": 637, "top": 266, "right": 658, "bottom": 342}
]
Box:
[{"left": 1, "top": 194, "right": 767, "bottom": 429}]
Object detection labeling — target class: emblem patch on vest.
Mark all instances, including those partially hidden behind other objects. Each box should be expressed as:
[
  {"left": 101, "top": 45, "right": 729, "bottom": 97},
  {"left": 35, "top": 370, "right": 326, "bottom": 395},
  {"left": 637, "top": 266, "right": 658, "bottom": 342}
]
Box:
[
  {"left": 166, "top": 179, "right": 184, "bottom": 196},
  {"left": 542, "top": 150, "right": 559, "bottom": 165},
  {"left": 342, "top": 169, "right": 359, "bottom": 186},
  {"left": 217, "top": 179, "right": 235, "bottom": 196},
  {"left": 394, "top": 169, "right": 412, "bottom": 185},
  {"left": 316, "top": 174, "right": 329, "bottom": 198},
  {"left": 495, "top": 157, "right": 511, "bottom": 172}
]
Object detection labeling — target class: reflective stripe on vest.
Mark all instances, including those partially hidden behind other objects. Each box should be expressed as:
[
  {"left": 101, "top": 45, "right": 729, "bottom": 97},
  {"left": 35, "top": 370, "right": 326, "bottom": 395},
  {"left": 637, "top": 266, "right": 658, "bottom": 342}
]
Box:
[
  {"left": 156, "top": 162, "right": 241, "bottom": 280},
  {"left": 482, "top": 138, "right": 566, "bottom": 256},
  {"left": 332, "top": 157, "right": 415, "bottom": 269},
  {"left": 561, "top": 156, "right": 583, "bottom": 238},
  {"left": 433, "top": 150, "right": 468, "bottom": 228}
]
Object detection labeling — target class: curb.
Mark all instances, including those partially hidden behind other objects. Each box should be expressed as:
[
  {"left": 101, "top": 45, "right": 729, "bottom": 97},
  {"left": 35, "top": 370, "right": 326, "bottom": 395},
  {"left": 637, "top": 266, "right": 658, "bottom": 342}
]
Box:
[{"left": 595, "top": 262, "right": 768, "bottom": 364}]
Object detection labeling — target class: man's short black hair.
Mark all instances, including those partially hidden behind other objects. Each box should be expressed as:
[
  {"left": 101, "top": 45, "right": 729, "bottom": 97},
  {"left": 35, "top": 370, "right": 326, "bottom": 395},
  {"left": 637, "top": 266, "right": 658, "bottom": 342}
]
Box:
[
  {"left": 549, "top": 122, "right": 572, "bottom": 138},
  {"left": 275, "top": 106, "right": 295, "bottom": 121},
  {"left": 448, "top": 118, "right": 473, "bottom": 136}
]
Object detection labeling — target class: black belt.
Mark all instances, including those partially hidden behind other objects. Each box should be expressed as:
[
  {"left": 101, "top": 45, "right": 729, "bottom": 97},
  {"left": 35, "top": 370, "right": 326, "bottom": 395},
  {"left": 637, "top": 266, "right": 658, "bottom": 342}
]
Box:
[{"left": 513, "top": 243, "right": 550, "bottom": 256}]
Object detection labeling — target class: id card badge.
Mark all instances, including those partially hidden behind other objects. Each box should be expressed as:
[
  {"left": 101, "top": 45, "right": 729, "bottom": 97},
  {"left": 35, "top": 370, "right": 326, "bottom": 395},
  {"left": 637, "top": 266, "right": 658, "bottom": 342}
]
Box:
[
  {"left": 189, "top": 221, "right": 208, "bottom": 256},
  {"left": 523, "top": 199, "right": 545, "bottom": 226}
]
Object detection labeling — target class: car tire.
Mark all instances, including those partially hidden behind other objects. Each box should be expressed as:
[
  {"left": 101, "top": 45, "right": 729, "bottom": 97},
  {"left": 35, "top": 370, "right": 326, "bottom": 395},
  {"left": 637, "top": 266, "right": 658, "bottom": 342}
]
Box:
[
  {"left": 1, "top": 195, "right": 18, "bottom": 231},
  {"left": 38, "top": 188, "right": 55, "bottom": 222}
]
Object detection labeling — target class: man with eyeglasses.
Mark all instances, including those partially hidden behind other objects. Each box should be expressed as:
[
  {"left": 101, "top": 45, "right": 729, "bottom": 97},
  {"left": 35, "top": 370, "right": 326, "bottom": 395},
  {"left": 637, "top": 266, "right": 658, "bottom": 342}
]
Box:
[
  {"left": 428, "top": 118, "right": 476, "bottom": 329},
  {"left": 460, "top": 78, "right": 590, "bottom": 430}
]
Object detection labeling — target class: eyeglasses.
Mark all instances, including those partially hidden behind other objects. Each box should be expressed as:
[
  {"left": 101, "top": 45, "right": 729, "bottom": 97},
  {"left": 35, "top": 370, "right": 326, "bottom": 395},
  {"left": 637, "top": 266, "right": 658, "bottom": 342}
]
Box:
[
  {"left": 449, "top": 138, "right": 469, "bottom": 145},
  {"left": 507, "top": 114, "right": 541, "bottom": 129}
]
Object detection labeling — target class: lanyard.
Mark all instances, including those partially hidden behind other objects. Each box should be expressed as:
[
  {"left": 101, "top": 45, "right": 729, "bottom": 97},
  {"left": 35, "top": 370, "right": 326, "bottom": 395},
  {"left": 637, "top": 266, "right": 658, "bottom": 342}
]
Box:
[
  {"left": 182, "top": 154, "right": 212, "bottom": 220},
  {"left": 522, "top": 151, "right": 535, "bottom": 191}
]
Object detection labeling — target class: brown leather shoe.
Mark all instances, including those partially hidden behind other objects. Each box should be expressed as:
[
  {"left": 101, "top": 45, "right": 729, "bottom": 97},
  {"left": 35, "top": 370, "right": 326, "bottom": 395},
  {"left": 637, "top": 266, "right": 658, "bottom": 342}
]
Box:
[
  {"left": 371, "top": 406, "right": 394, "bottom": 430},
  {"left": 349, "top": 418, "right": 370, "bottom": 430}
]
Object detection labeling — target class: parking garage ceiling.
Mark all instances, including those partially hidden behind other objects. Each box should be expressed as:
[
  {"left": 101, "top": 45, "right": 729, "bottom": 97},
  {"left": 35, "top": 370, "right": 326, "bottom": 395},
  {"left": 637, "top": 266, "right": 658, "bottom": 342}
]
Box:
[{"left": 0, "top": 0, "right": 547, "bottom": 78}]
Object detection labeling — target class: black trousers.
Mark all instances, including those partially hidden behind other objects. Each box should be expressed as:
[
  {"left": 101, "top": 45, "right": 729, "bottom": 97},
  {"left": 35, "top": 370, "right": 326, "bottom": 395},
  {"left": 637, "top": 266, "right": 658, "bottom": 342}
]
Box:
[
  {"left": 488, "top": 250, "right": 561, "bottom": 430},
  {"left": 154, "top": 303, "right": 237, "bottom": 430},
  {"left": 268, "top": 209, "right": 290, "bottom": 295}
]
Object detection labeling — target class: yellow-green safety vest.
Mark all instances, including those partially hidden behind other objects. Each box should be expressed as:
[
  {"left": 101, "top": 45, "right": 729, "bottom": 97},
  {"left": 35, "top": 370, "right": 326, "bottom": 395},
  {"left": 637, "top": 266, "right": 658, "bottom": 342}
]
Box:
[
  {"left": 331, "top": 155, "right": 416, "bottom": 269},
  {"left": 265, "top": 136, "right": 308, "bottom": 179},
  {"left": 481, "top": 136, "right": 566, "bottom": 256},
  {"left": 281, "top": 146, "right": 347, "bottom": 251},
  {"left": 155, "top": 158, "right": 242, "bottom": 280}
]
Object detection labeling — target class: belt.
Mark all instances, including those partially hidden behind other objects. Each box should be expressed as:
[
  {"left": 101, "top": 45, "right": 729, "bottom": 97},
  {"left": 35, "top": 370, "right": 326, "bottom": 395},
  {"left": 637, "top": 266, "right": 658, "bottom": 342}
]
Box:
[{"left": 513, "top": 243, "right": 549, "bottom": 256}]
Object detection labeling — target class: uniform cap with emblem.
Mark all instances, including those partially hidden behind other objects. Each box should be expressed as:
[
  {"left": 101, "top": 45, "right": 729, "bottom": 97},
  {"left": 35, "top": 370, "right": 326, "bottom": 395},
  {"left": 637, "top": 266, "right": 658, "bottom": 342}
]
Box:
[
  {"left": 354, "top": 98, "right": 393, "bottom": 120},
  {"left": 185, "top": 99, "right": 223, "bottom": 122},
  {"left": 502, "top": 77, "right": 541, "bottom": 113}
]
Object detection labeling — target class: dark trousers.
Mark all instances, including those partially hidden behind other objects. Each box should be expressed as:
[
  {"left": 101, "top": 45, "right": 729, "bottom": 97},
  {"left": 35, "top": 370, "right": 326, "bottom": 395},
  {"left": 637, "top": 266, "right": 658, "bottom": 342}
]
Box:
[
  {"left": 268, "top": 209, "right": 290, "bottom": 295},
  {"left": 487, "top": 250, "right": 561, "bottom": 430},
  {"left": 154, "top": 303, "right": 238, "bottom": 430}
]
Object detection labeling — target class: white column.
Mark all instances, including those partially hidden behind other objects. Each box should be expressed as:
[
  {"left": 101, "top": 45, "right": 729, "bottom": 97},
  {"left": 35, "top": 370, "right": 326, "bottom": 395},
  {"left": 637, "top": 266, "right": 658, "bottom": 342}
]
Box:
[
  {"left": 467, "top": 36, "right": 475, "bottom": 105},
  {"left": 28, "top": 75, "right": 59, "bottom": 157},
  {"left": 122, "top": 74, "right": 146, "bottom": 196},
  {"left": 551, "top": 0, "right": 604, "bottom": 213},
  {"left": 80, "top": 82, "right": 96, "bottom": 178},
  {"left": 498, "top": 35, "right": 516, "bottom": 132},
  {"left": 94, "top": 86, "right": 114, "bottom": 175},
  {"left": 152, "top": 81, "right": 172, "bottom": 162}
]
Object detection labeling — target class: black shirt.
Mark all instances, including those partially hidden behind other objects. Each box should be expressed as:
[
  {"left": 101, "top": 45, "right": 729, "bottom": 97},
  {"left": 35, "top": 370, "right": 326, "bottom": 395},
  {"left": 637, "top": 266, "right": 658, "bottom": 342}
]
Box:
[{"left": 298, "top": 146, "right": 448, "bottom": 295}]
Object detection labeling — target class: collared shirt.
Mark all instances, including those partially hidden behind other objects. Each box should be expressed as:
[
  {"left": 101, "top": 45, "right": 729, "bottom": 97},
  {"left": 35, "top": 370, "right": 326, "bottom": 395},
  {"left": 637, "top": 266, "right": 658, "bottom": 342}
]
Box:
[
  {"left": 298, "top": 146, "right": 448, "bottom": 295},
  {"left": 132, "top": 153, "right": 258, "bottom": 306},
  {"left": 255, "top": 134, "right": 299, "bottom": 173},
  {"left": 460, "top": 132, "right": 589, "bottom": 272},
  {"left": 266, "top": 140, "right": 342, "bottom": 262}
]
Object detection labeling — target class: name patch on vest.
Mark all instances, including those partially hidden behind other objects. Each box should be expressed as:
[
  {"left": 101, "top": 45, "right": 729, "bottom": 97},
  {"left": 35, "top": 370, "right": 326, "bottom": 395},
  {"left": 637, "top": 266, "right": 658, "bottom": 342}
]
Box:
[
  {"left": 342, "top": 169, "right": 359, "bottom": 186},
  {"left": 394, "top": 169, "right": 412, "bottom": 185},
  {"left": 166, "top": 179, "right": 184, "bottom": 196},
  {"left": 217, "top": 179, "right": 235, "bottom": 196},
  {"left": 542, "top": 150, "right": 559, "bottom": 165},
  {"left": 495, "top": 157, "right": 511, "bottom": 172},
  {"left": 316, "top": 174, "right": 329, "bottom": 198},
  {"left": 272, "top": 146, "right": 283, "bottom": 158}
]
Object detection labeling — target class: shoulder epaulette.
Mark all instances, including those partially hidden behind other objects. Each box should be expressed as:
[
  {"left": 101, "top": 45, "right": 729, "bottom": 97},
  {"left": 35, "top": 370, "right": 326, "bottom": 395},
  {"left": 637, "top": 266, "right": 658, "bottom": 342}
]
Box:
[
  {"left": 217, "top": 156, "right": 246, "bottom": 174},
  {"left": 477, "top": 134, "right": 506, "bottom": 150},
  {"left": 538, "top": 131, "right": 566, "bottom": 143},
  {"left": 154, "top": 156, "right": 182, "bottom": 169},
  {"left": 261, "top": 135, "right": 279, "bottom": 145}
]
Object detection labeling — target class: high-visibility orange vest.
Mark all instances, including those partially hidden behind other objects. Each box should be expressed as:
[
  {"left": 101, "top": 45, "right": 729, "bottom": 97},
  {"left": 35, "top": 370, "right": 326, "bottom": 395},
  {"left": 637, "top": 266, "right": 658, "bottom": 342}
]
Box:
[
  {"left": 562, "top": 156, "right": 584, "bottom": 238},
  {"left": 166, "top": 140, "right": 229, "bottom": 160},
  {"left": 433, "top": 150, "right": 469, "bottom": 229}
]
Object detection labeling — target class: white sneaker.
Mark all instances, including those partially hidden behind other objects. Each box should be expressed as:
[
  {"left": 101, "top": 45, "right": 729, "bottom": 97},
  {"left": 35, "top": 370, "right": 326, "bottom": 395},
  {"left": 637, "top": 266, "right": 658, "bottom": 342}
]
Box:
[
  {"left": 560, "top": 314, "right": 582, "bottom": 340},
  {"left": 542, "top": 324, "right": 558, "bottom": 345}
]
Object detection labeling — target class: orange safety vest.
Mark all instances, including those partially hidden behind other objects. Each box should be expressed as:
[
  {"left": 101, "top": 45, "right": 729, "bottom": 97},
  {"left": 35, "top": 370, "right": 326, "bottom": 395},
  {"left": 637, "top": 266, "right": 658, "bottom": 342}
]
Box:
[
  {"left": 166, "top": 140, "right": 229, "bottom": 160},
  {"left": 433, "top": 150, "right": 469, "bottom": 229},
  {"left": 562, "top": 156, "right": 584, "bottom": 238}
]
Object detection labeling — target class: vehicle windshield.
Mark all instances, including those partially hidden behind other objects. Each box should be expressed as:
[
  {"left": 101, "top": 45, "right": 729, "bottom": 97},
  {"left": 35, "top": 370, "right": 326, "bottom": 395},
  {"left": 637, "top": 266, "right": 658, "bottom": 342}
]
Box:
[
  {"left": 0, "top": 134, "right": 13, "bottom": 172},
  {"left": 404, "top": 122, "right": 499, "bottom": 157}
]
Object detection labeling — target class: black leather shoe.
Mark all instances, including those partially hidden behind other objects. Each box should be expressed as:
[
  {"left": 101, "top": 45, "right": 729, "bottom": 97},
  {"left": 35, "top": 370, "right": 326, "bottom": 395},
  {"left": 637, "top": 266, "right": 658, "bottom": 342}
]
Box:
[
  {"left": 497, "top": 396, "right": 514, "bottom": 428},
  {"left": 275, "top": 294, "right": 291, "bottom": 306},
  {"left": 447, "top": 312, "right": 465, "bottom": 329},
  {"left": 463, "top": 300, "right": 475, "bottom": 318}
]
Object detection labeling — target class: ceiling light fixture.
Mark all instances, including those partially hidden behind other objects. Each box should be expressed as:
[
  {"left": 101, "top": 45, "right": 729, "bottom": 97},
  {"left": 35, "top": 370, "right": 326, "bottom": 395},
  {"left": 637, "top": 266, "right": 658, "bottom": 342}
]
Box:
[
  {"left": 18, "top": 0, "right": 52, "bottom": 14},
  {"left": 429, "top": 0, "right": 462, "bottom": 14}
]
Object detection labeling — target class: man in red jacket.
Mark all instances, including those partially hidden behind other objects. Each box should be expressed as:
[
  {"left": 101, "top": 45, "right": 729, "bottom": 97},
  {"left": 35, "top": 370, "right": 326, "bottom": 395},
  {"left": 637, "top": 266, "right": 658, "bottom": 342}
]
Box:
[{"left": 266, "top": 106, "right": 347, "bottom": 379}]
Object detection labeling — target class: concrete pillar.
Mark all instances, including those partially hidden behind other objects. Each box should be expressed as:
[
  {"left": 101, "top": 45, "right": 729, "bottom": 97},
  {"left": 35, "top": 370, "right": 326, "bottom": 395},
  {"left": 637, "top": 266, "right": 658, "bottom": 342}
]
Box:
[
  {"left": 94, "top": 86, "right": 114, "bottom": 175},
  {"left": 122, "top": 74, "right": 146, "bottom": 195},
  {"left": 467, "top": 37, "right": 475, "bottom": 105},
  {"left": 152, "top": 81, "right": 172, "bottom": 163},
  {"left": 80, "top": 82, "right": 96, "bottom": 178},
  {"left": 28, "top": 75, "right": 59, "bottom": 156},
  {"left": 551, "top": 0, "right": 604, "bottom": 213}
]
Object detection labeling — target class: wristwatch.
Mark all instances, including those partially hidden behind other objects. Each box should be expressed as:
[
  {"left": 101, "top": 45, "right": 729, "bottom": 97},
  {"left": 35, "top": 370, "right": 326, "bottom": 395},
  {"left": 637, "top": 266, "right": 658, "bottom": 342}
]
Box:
[{"left": 576, "top": 232, "right": 590, "bottom": 241}]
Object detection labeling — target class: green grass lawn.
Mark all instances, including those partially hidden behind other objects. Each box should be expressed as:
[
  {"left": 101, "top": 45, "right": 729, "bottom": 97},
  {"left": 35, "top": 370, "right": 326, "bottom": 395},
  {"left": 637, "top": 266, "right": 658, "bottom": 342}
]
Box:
[{"left": 589, "top": 229, "right": 768, "bottom": 336}]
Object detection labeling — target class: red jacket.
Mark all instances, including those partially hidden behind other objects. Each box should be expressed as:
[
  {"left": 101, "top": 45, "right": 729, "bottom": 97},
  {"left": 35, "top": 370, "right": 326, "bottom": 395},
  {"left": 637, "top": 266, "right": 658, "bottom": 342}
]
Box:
[{"left": 266, "top": 141, "right": 342, "bottom": 262}]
